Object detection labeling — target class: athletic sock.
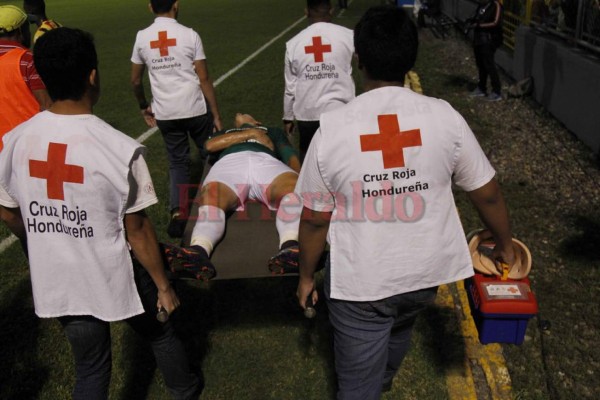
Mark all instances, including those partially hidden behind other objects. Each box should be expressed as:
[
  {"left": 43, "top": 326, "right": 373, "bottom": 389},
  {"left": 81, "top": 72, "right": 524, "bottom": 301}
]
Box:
[
  {"left": 276, "top": 192, "right": 301, "bottom": 248},
  {"left": 190, "top": 205, "right": 226, "bottom": 256}
]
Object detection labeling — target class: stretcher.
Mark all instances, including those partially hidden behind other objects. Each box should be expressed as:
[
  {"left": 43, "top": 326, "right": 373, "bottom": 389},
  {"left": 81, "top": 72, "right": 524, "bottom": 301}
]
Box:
[{"left": 179, "top": 162, "right": 287, "bottom": 280}]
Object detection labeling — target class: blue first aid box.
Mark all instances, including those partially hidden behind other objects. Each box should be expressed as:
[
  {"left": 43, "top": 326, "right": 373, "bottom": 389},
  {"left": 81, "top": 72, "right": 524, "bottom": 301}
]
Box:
[{"left": 465, "top": 274, "right": 538, "bottom": 345}]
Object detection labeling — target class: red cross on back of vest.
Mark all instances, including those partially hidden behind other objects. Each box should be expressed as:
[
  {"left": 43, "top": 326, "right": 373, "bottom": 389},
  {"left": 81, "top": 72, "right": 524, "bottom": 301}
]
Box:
[
  {"left": 150, "top": 31, "right": 177, "bottom": 57},
  {"left": 360, "top": 114, "right": 422, "bottom": 169},
  {"left": 29, "top": 142, "right": 84, "bottom": 200},
  {"left": 304, "top": 36, "right": 332, "bottom": 63}
]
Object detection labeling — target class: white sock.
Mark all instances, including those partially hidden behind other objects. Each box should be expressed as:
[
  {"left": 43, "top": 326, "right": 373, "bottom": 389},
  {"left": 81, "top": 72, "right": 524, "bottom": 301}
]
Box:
[
  {"left": 190, "top": 205, "right": 226, "bottom": 256},
  {"left": 276, "top": 192, "right": 301, "bottom": 248}
]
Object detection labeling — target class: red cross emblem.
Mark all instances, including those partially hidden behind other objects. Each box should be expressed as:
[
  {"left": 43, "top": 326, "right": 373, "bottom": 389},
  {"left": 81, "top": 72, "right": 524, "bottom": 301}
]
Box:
[
  {"left": 360, "top": 114, "right": 422, "bottom": 169},
  {"left": 150, "top": 31, "right": 177, "bottom": 57},
  {"left": 29, "top": 143, "right": 84, "bottom": 200},
  {"left": 304, "top": 36, "right": 331, "bottom": 63}
]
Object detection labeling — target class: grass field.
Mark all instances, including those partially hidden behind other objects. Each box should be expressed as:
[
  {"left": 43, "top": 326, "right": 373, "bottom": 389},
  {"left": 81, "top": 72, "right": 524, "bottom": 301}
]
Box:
[{"left": 1, "top": 0, "right": 599, "bottom": 399}]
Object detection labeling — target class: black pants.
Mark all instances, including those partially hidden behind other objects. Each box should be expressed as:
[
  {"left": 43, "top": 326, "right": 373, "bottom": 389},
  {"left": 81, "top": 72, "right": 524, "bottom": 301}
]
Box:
[
  {"left": 58, "top": 264, "right": 202, "bottom": 400},
  {"left": 156, "top": 114, "right": 214, "bottom": 212},
  {"left": 297, "top": 120, "right": 321, "bottom": 162},
  {"left": 474, "top": 43, "right": 501, "bottom": 95}
]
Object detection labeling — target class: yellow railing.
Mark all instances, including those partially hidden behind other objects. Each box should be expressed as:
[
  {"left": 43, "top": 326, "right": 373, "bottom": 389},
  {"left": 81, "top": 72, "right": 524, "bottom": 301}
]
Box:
[{"left": 500, "top": 0, "right": 600, "bottom": 54}]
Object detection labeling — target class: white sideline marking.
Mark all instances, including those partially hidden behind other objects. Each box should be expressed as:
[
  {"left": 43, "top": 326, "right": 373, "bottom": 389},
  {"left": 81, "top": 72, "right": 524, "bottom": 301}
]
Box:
[
  {"left": 0, "top": 234, "right": 18, "bottom": 253},
  {"left": 136, "top": 15, "right": 306, "bottom": 144},
  {"left": 337, "top": 0, "right": 354, "bottom": 17}
]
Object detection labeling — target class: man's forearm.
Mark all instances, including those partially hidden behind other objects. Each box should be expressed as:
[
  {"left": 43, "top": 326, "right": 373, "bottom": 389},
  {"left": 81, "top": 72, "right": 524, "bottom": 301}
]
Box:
[
  {"left": 298, "top": 208, "right": 331, "bottom": 280},
  {"left": 467, "top": 178, "right": 512, "bottom": 247},
  {"left": 199, "top": 80, "right": 221, "bottom": 125},
  {"left": 132, "top": 82, "right": 148, "bottom": 108},
  {"left": 0, "top": 206, "right": 26, "bottom": 240},
  {"left": 125, "top": 212, "right": 170, "bottom": 292}
]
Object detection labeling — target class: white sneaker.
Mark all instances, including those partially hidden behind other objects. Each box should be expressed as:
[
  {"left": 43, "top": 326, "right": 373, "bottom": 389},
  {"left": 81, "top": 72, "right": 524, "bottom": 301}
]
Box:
[
  {"left": 486, "top": 92, "right": 502, "bottom": 102},
  {"left": 469, "top": 88, "right": 486, "bottom": 97}
]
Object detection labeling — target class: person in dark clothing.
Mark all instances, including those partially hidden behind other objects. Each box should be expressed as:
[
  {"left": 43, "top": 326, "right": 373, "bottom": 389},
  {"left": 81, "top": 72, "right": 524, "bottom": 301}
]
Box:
[{"left": 467, "top": 0, "right": 503, "bottom": 101}]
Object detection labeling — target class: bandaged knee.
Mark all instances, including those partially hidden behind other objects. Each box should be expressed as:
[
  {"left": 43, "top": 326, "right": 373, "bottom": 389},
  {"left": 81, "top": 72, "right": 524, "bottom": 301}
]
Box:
[
  {"left": 190, "top": 205, "right": 226, "bottom": 256},
  {"left": 275, "top": 192, "right": 301, "bottom": 248}
]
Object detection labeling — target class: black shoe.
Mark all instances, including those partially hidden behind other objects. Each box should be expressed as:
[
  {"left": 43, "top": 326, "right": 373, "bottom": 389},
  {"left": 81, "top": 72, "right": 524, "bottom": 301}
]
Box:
[
  {"left": 162, "top": 243, "right": 216, "bottom": 281},
  {"left": 268, "top": 243, "right": 299, "bottom": 275},
  {"left": 382, "top": 380, "right": 393, "bottom": 393},
  {"left": 167, "top": 209, "right": 186, "bottom": 238}
]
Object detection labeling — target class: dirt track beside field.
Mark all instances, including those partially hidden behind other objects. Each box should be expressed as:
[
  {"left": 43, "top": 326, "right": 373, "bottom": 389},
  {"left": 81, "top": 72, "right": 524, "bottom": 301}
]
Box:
[{"left": 418, "top": 28, "right": 600, "bottom": 399}]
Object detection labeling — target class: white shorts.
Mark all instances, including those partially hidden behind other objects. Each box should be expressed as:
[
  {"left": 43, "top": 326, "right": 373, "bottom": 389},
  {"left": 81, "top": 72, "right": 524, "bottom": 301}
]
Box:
[{"left": 203, "top": 151, "right": 297, "bottom": 211}]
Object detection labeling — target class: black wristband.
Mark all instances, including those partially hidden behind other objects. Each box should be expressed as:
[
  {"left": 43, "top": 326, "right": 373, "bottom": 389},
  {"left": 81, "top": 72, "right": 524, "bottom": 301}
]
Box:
[{"left": 139, "top": 101, "right": 149, "bottom": 110}]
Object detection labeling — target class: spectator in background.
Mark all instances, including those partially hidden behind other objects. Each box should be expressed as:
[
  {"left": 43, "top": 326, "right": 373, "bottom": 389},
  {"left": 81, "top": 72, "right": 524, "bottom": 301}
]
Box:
[
  {"left": 296, "top": 6, "right": 515, "bottom": 399},
  {"left": 23, "top": 0, "right": 62, "bottom": 45},
  {"left": 131, "top": 0, "right": 222, "bottom": 238},
  {"left": 283, "top": 0, "right": 355, "bottom": 161},
  {"left": 467, "top": 0, "right": 504, "bottom": 102},
  {"left": 559, "top": 0, "right": 578, "bottom": 30},
  {"left": 0, "top": 27, "right": 202, "bottom": 400},
  {"left": 0, "top": 4, "right": 51, "bottom": 147}
]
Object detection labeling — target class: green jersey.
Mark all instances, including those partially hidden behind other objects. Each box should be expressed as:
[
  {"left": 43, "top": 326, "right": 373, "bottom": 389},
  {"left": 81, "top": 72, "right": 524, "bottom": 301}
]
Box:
[{"left": 208, "top": 125, "right": 298, "bottom": 165}]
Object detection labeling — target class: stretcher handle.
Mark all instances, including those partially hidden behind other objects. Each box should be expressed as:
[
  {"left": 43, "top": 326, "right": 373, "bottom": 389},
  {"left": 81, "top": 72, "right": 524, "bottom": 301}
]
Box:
[
  {"left": 156, "top": 307, "right": 169, "bottom": 323},
  {"left": 304, "top": 295, "right": 316, "bottom": 319}
]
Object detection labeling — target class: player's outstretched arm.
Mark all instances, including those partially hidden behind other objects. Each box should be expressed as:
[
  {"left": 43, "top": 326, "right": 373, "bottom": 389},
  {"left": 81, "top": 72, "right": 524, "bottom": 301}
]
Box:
[
  {"left": 125, "top": 210, "right": 179, "bottom": 314},
  {"left": 205, "top": 128, "right": 274, "bottom": 153}
]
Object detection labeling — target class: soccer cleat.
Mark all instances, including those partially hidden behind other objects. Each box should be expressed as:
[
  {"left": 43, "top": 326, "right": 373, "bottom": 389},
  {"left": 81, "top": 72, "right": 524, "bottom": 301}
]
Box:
[
  {"left": 162, "top": 243, "right": 216, "bottom": 281},
  {"left": 469, "top": 87, "right": 486, "bottom": 97},
  {"left": 167, "top": 209, "right": 186, "bottom": 238},
  {"left": 268, "top": 244, "right": 299, "bottom": 275}
]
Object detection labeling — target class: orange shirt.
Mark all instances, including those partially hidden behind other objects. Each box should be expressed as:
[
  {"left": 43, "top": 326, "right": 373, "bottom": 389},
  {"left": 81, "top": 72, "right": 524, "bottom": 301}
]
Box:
[{"left": 0, "top": 47, "right": 41, "bottom": 150}]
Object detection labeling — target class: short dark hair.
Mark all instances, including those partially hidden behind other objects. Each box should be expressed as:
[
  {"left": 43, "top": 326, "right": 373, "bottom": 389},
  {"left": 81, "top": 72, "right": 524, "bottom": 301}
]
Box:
[
  {"left": 33, "top": 27, "right": 98, "bottom": 101},
  {"left": 354, "top": 5, "right": 418, "bottom": 82},
  {"left": 23, "top": 0, "right": 46, "bottom": 16},
  {"left": 151, "top": 0, "right": 177, "bottom": 14},
  {"left": 307, "top": 0, "right": 330, "bottom": 16}
]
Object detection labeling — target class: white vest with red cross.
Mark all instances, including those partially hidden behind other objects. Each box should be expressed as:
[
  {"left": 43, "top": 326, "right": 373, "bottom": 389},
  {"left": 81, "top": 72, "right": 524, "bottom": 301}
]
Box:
[
  {"left": 298, "top": 86, "right": 496, "bottom": 301},
  {"left": 131, "top": 17, "right": 207, "bottom": 120},
  {"left": 0, "top": 111, "right": 157, "bottom": 321},
  {"left": 284, "top": 22, "right": 355, "bottom": 122}
]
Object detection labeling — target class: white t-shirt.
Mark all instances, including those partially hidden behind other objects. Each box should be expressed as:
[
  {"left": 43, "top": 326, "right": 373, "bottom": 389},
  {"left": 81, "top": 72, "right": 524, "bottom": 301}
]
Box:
[
  {"left": 131, "top": 17, "right": 207, "bottom": 120},
  {"left": 297, "top": 86, "right": 495, "bottom": 301},
  {"left": 284, "top": 22, "right": 355, "bottom": 122},
  {"left": 0, "top": 111, "right": 158, "bottom": 321}
]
